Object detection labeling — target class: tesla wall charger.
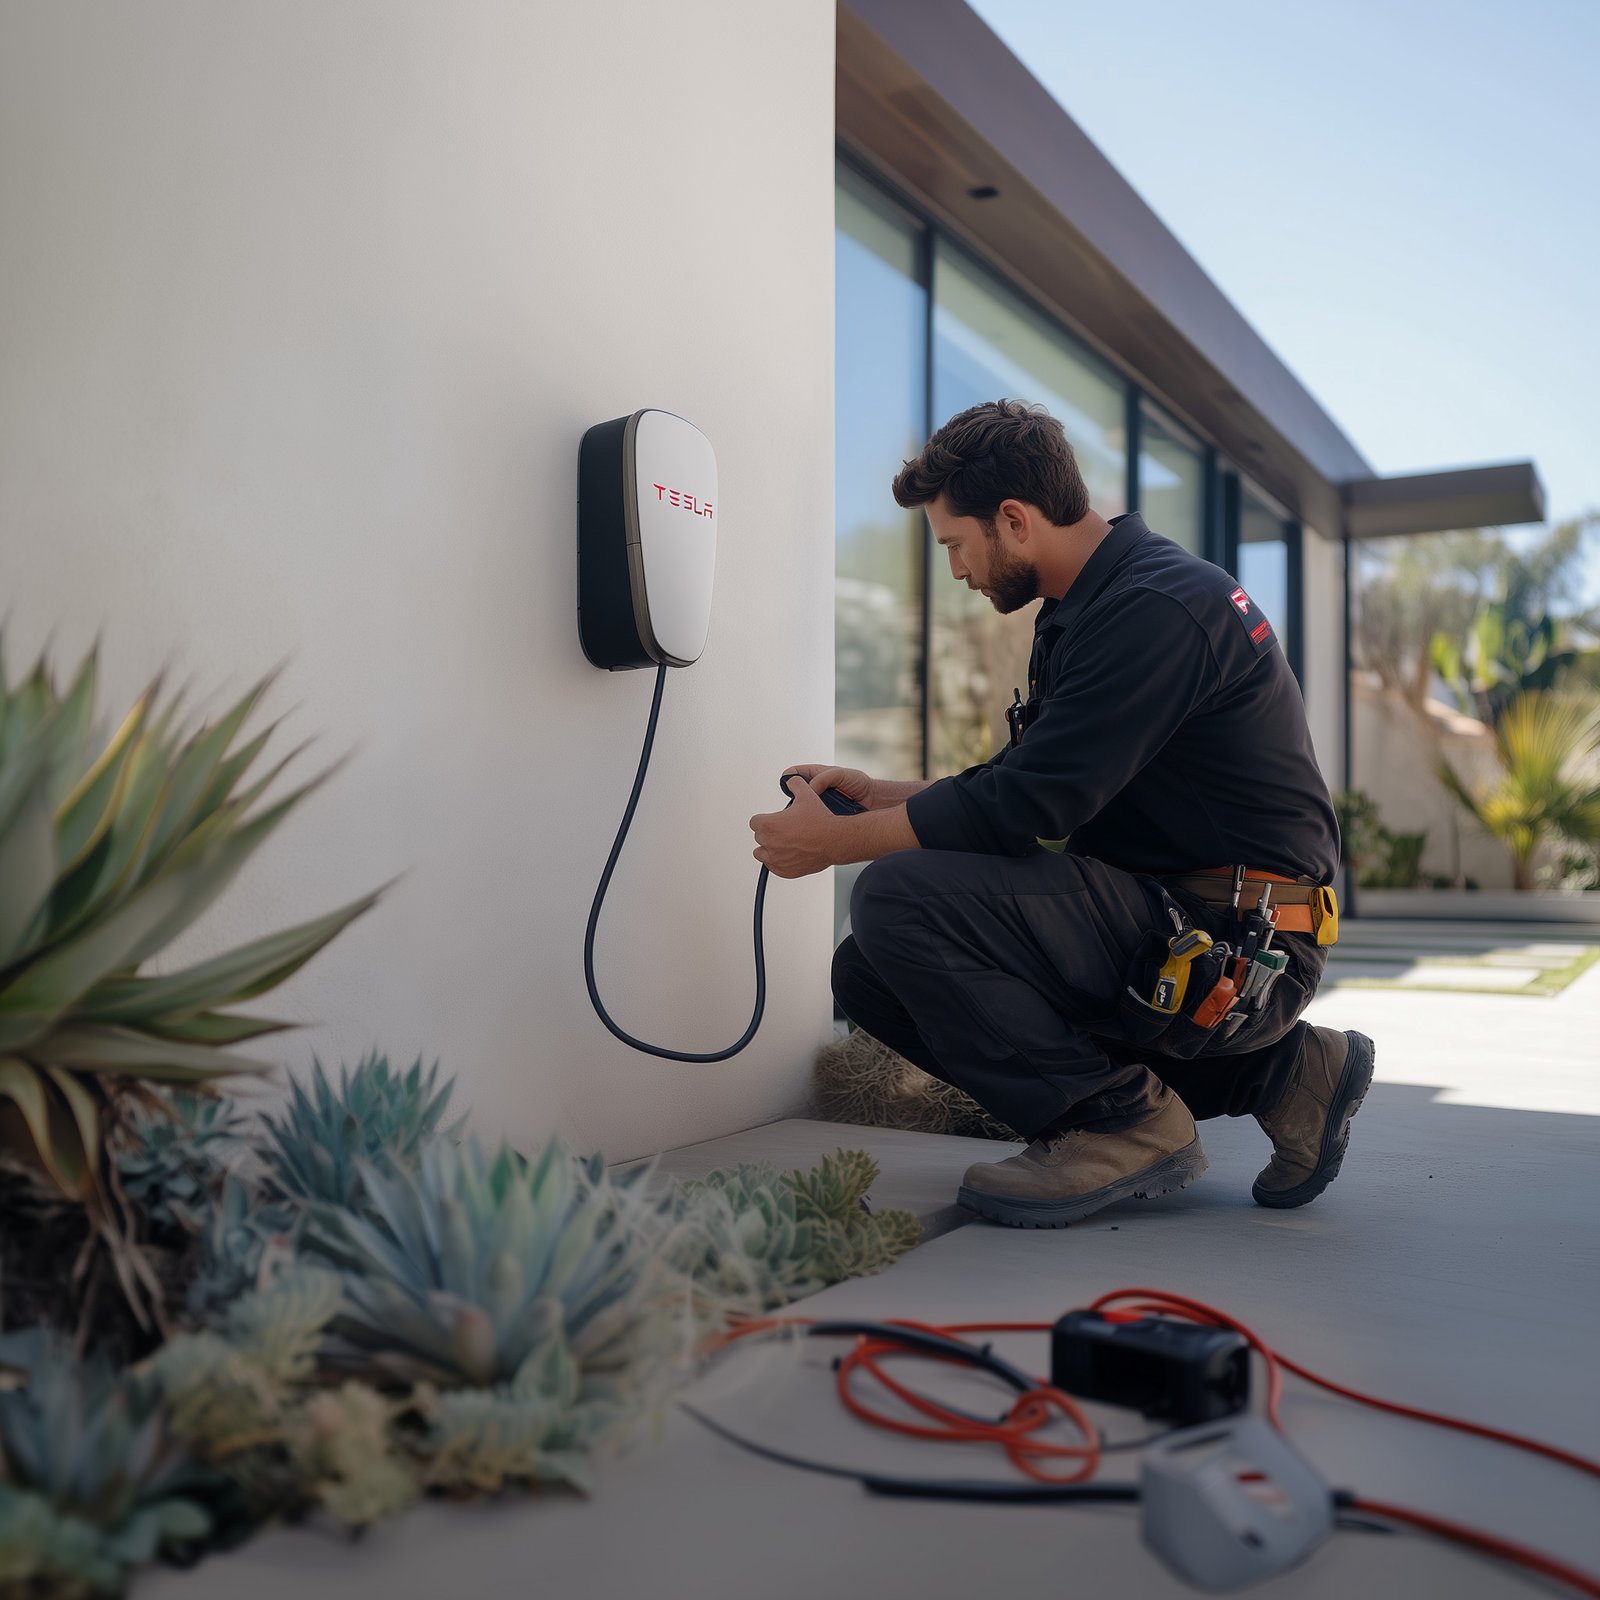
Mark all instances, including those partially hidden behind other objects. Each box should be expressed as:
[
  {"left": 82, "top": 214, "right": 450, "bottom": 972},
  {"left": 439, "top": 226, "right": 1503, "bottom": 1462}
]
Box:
[{"left": 578, "top": 408, "right": 717, "bottom": 670}]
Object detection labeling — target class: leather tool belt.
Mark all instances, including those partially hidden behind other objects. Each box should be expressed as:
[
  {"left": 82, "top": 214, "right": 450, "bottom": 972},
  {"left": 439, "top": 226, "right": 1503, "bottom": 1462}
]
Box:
[{"left": 1164, "top": 868, "right": 1338, "bottom": 943}]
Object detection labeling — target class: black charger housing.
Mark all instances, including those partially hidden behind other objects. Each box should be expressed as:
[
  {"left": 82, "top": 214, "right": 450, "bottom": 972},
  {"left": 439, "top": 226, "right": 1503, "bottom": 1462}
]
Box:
[
  {"left": 578, "top": 408, "right": 718, "bottom": 671},
  {"left": 1051, "top": 1311, "right": 1251, "bottom": 1425}
]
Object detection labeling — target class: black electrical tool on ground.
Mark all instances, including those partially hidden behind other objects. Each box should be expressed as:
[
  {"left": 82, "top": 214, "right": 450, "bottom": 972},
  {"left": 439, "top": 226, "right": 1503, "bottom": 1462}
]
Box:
[{"left": 1051, "top": 1309, "right": 1252, "bottom": 1426}]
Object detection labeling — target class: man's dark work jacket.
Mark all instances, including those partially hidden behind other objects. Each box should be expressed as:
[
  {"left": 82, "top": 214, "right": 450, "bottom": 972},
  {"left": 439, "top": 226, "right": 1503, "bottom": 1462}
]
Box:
[{"left": 904, "top": 512, "right": 1341, "bottom": 883}]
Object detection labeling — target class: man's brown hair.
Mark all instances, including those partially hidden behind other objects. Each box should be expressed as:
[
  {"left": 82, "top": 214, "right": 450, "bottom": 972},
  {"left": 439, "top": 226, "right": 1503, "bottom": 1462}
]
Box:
[{"left": 891, "top": 398, "right": 1090, "bottom": 532}]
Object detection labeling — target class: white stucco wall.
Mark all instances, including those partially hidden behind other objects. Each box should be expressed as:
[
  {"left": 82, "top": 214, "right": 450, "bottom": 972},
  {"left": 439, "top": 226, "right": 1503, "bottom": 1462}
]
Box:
[
  {"left": 1353, "top": 677, "right": 1515, "bottom": 889},
  {"left": 1299, "top": 525, "right": 1346, "bottom": 789},
  {"left": 0, "top": 1, "right": 836, "bottom": 1161}
]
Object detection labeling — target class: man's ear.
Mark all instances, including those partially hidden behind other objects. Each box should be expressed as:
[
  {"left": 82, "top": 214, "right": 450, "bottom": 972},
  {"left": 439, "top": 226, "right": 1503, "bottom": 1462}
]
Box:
[{"left": 999, "top": 498, "right": 1031, "bottom": 544}]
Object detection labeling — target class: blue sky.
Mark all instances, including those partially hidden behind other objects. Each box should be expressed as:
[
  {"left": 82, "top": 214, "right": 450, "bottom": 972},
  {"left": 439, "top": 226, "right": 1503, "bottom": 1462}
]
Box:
[{"left": 966, "top": 0, "right": 1598, "bottom": 589}]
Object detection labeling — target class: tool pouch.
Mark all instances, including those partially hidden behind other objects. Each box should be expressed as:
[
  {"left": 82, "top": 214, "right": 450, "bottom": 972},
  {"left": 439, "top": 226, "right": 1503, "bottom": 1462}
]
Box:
[
  {"left": 1157, "top": 947, "right": 1230, "bottom": 1059},
  {"left": 1115, "top": 936, "right": 1230, "bottom": 1058},
  {"left": 1115, "top": 931, "right": 1181, "bottom": 1045}
]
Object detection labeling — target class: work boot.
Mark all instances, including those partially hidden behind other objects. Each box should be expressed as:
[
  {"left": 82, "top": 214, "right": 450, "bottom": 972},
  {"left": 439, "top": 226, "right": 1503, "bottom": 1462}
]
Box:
[
  {"left": 957, "top": 1096, "right": 1207, "bottom": 1228},
  {"left": 1252, "top": 1027, "right": 1375, "bottom": 1209}
]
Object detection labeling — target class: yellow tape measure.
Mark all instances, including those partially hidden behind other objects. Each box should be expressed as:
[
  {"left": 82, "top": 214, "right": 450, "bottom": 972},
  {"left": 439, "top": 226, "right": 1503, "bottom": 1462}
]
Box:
[{"left": 1155, "top": 928, "right": 1214, "bottom": 1013}]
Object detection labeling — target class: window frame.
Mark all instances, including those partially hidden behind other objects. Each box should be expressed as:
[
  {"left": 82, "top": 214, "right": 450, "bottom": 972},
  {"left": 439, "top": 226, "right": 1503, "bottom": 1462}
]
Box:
[{"left": 834, "top": 148, "right": 1309, "bottom": 754}]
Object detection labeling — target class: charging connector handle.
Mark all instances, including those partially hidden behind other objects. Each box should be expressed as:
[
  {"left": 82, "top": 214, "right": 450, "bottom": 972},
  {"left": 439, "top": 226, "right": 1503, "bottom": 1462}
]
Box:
[{"left": 584, "top": 662, "right": 769, "bottom": 1061}]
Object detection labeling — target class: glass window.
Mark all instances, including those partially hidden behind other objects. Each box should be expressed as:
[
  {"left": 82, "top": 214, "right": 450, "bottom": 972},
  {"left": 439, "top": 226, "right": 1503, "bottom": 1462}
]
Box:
[
  {"left": 929, "top": 240, "right": 1128, "bottom": 772},
  {"left": 834, "top": 165, "right": 928, "bottom": 942},
  {"left": 1139, "top": 402, "right": 1205, "bottom": 554},
  {"left": 1238, "top": 485, "right": 1293, "bottom": 671},
  {"left": 835, "top": 167, "right": 927, "bottom": 778}
]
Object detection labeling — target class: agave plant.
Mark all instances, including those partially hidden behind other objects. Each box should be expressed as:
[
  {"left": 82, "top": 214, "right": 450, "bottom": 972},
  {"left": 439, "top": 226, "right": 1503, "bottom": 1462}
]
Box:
[
  {"left": 1437, "top": 691, "right": 1600, "bottom": 890},
  {"left": 304, "top": 1137, "right": 691, "bottom": 1415},
  {"left": 260, "top": 1051, "right": 459, "bottom": 1210},
  {"left": 0, "top": 640, "right": 383, "bottom": 1215},
  {"left": 0, "top": 1328, "right": 213, "bottom": 1597}
]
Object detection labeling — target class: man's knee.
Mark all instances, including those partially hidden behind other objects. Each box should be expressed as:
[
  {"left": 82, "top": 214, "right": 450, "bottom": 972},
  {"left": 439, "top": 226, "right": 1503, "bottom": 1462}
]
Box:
[
  {"left": 848, "top": 853, "right": 924, "bottom": 953},
  {"left": 830, "top": 933, "right": 869, "bottom": 1005}
]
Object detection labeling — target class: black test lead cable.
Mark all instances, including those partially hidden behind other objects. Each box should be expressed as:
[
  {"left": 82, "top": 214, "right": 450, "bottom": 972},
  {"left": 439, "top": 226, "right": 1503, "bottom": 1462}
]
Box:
[
  {"left": 680, "top": 1406, "right": 1382, "bottom": 1531},
  {"left": 680, "top": 1319, "right": 1148, "bottom": 1507},
  {"left": 584, "top": 661, "right": 770, "bottom": 1061}
]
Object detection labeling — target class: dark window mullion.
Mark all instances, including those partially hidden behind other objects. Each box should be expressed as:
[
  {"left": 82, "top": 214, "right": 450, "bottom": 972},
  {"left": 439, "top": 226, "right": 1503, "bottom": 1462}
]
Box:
[
  {"left": 1341, "top": 532, "right": 1353, "bottom": 793},
  {"left": 1285, "top": 518, "right": 1305, "bottom": 686},
  {"left": 1221, "top": 468, "right": 1241, "bottom": 574},
  {"left": 1201, "top": 448, "right": 1220, "bottom": 567},
  {"left": 1124, "top": 385, "right": 1142, "bottom": 515},
  {"left": 919, "top": 225, "right": 935, "bottom": 781}
]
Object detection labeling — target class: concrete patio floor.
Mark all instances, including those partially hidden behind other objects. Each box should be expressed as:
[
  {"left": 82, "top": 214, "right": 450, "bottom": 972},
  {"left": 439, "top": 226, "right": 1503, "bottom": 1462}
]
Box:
[{"left": 142, "top": 921, "right": 1600, "bottom": 1599}]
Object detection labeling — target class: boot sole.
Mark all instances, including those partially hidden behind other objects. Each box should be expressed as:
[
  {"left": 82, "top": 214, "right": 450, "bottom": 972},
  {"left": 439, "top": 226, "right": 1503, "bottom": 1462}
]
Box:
[
  {"left": 1252, "top": 1030, "right": 1376, "bottom": 1210},
  {"left": 957, "top": 1139, "right": 1209, "bottom": 1229}
]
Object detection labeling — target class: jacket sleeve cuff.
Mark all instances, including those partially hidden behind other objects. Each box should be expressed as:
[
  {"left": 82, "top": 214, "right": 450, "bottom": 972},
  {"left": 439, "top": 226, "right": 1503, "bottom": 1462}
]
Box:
[{"left": 905, "top": 777, "right": 1006, "bottom": 854}]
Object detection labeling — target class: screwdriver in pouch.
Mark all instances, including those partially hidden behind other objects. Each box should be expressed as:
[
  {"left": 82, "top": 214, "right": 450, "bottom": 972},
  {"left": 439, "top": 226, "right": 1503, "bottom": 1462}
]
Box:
[{"left": 1241, "top": 883, "right": 1273, "bottom": 962}]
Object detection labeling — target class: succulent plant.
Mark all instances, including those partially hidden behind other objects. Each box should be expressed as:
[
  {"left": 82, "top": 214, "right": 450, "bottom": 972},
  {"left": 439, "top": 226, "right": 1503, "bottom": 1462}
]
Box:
[
  {"left": 260, "top": 1051, "right": 460, "bottom": 1210},
  {"left": 673, "top": 1149, "right": 922, "bottom": 1312},
  {"left": 671, "top": 1163, "right": 826, "bottom": 1312},
  {"left": 415, "top": 1330, "right": 612, "bottom": 1497},
  {"left": 283, "top": 1383, "right": 416, "bottom": 1528},
  {"left": 180, "top": 1173, "right": 302, "bottom": 1327},
  {"left": 218, "top": 1263, "right": 344, "bottom": 1385},
  {"left": 0, "top": 1485, "right": 120, "bottom": 1600},
  {"left": 151, "top": 1267, "right": 417, "bottom": 1530},
  {"left": 154, "top": 1266, "right": 342, "bottom": 1457},
  {"left": 785, "top": 1149, "right": 922, "bottom": 1283},
  {"left": 115, "top": 1090, "right": 245, "bottom": 1233},
  {"left": 0, "top": 640, "right": 382, "bottom": 1207},
  {"left": 304, "top": 1136, "right": 691, "bottom": 1409},
  {"left": 814, "top": 1026, "right": 1015, "bottom": 1139},
  {"left": 0, "top": 1328, "right": 213, "bottom": 1596}
]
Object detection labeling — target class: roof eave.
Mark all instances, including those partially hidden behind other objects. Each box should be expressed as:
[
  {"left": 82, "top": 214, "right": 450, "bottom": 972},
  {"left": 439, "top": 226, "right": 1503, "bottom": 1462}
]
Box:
[
  {"left": 837, "top": 0, "right": 1545, "bottom": 541},
  {"left": 1341, "top": 462, "right": 1547, "bottom": 539}
]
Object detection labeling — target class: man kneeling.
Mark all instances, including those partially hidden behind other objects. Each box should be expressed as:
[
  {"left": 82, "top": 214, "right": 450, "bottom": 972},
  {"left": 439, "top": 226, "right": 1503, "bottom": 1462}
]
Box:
[{"left": 750, "top": 399, "right": 1374, "bottom": 1228}]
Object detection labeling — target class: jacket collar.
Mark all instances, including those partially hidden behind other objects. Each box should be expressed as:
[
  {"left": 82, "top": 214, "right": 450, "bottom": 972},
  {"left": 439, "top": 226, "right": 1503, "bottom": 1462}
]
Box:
[{"left": 1036, "top": 511, "right": 1150, "bottom": 634}]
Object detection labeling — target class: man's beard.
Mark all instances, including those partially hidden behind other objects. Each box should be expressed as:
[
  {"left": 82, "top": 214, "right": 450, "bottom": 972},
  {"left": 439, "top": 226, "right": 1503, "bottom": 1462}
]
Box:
[{"left": 985, "top": 544, "right": 1041, "bottom": 614}]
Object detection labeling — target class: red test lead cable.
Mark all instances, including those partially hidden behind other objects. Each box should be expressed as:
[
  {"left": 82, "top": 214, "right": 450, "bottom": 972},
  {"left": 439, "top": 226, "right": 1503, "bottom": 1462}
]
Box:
[
  {"left": 1085, "top": 1288, "right": 1600, "bottom": 1599},
  {"left": 703, "top": 1297, "right": 1600, "bottom": 1596}
]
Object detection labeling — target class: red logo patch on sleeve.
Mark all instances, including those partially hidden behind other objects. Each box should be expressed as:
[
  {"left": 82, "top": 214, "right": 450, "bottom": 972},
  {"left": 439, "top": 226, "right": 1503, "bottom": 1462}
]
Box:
[{"left": 1226, "top": 584, "right": 1276, "bottom": 655}]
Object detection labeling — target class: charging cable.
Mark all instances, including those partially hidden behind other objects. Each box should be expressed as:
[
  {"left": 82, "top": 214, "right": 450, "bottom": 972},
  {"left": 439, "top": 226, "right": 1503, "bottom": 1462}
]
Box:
[
  {"left": 689, "top": 1296, "right": 1600, "bottom": 1597},
  {"left": 584, "top": 662, "right": 769, "bottom": 1060}
]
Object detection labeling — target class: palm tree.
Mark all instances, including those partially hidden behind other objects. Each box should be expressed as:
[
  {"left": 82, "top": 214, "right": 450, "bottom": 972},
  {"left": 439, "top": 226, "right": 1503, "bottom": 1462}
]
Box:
[{"left": 1436, "top": 693, "right": 1600, "bottom": 891}]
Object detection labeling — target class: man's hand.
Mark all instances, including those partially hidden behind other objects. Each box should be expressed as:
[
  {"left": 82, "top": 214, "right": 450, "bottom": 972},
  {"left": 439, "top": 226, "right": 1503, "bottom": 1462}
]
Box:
[
  {"left": 780, "top": 764, "right": 878, "bottom": 809},
  {"left": 749, "top": 777, "right": 839, "bottom": 879}
]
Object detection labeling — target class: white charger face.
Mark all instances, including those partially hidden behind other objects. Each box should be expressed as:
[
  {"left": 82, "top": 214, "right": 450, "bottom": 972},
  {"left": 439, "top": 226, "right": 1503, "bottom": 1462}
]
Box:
[
  {"left": 632, "top": 411, "right": 717, "bottom": 665},
  {"left": 578, "top": 409, "right": 717, "bottom": 670}
]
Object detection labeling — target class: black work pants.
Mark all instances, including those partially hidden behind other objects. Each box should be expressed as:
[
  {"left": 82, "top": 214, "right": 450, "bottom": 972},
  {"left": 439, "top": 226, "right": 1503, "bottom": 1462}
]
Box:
[{"left": 831, "top": 848, "right": 1326, "bottom": 1141}]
